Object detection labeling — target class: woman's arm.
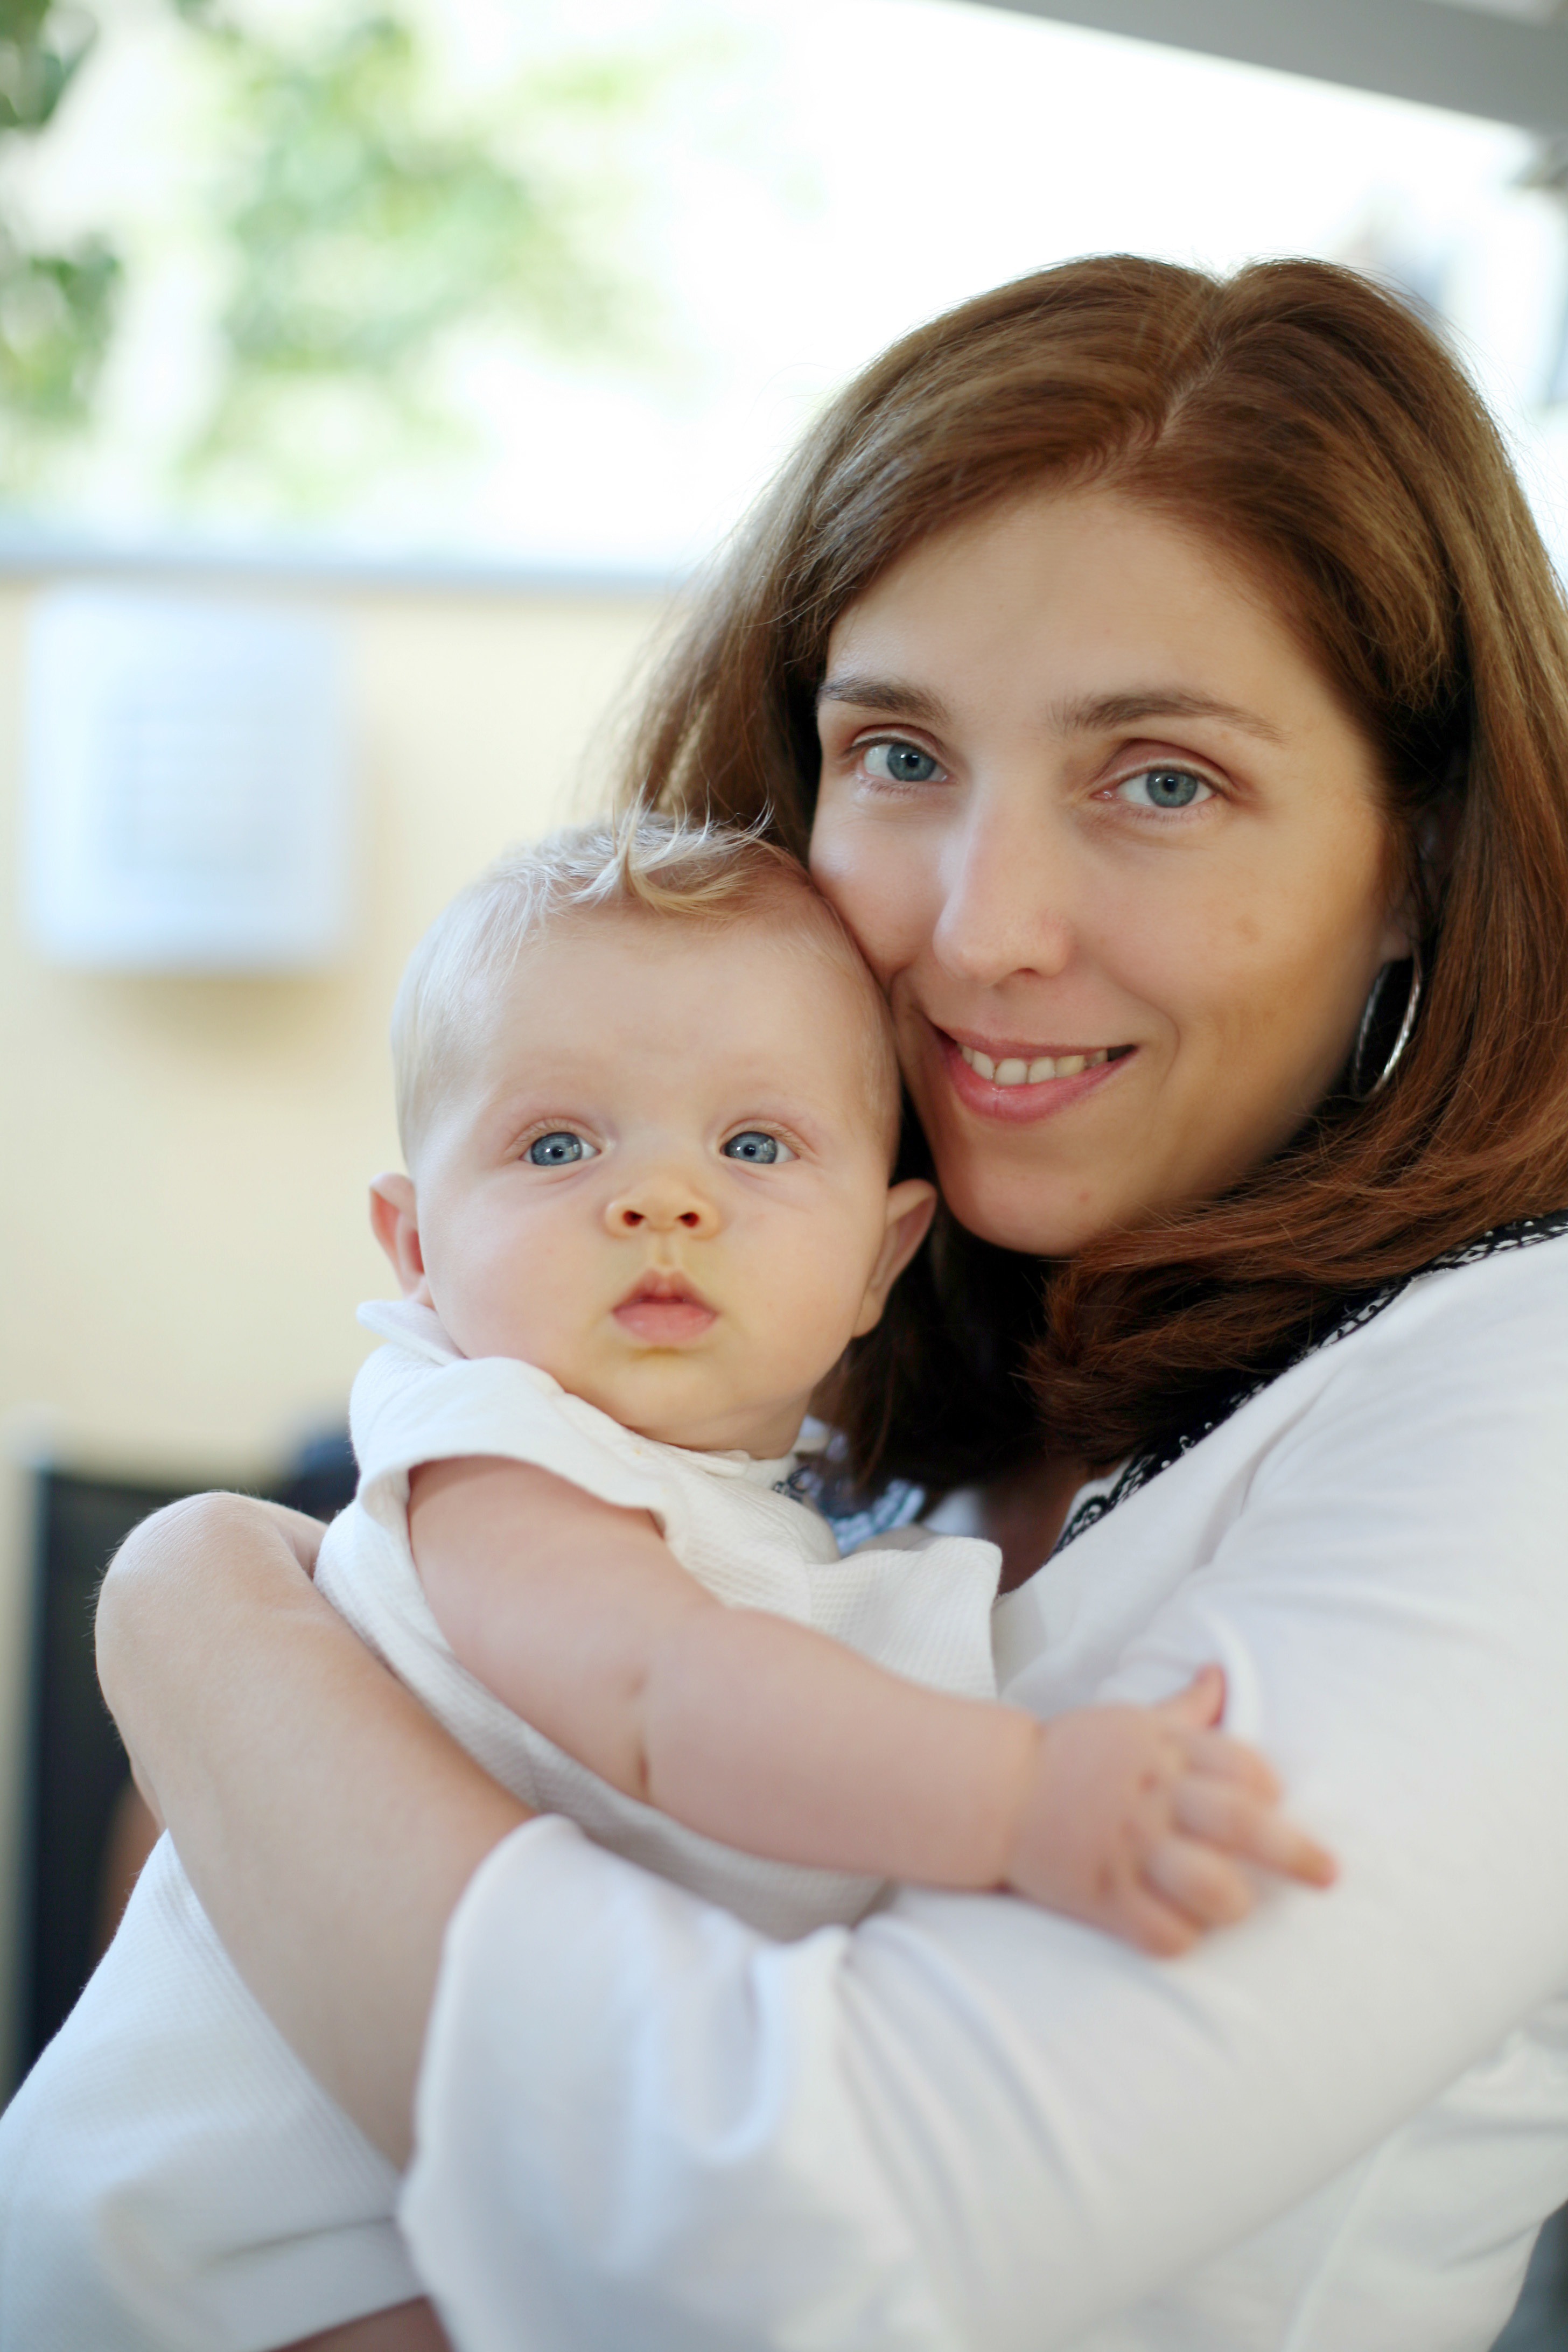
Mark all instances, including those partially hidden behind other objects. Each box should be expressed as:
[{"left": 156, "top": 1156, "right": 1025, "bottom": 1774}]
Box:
[
  {"left": 99, "top": 1245, "right": 1568, "bottom": 2348},
  {"left": 411, "top": 1455, "right": 1329, "bottom": 1951},
  {"left": 96, "top": 1493, "right": 527, "bottom": 2165},
  {"left": 392, "top": 1244, "right": 1568, "bottom": 2350}
]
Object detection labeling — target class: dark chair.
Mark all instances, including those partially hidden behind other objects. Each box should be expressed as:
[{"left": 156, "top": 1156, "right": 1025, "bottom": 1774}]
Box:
[
  {"left": 1494, "top": 2206, "right": 1568, "bottom": 2348},
  {"left": 9, "top": 1437, "right": 358, "bottom": 2089}
]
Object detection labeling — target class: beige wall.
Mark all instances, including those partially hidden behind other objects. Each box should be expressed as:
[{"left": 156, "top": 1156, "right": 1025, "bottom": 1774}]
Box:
[{"left": 1, "top": 578, "right": 668, "bottom": 1481}]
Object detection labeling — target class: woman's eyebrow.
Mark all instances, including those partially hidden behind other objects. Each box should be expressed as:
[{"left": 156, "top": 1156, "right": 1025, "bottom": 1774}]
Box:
[
  {"left": 1051, "top": 688, "right": 1286, "bottom": 744},
  {"left": 816, "top": 676, "right": 1284, "bottom": 743},
  {"left": 816, "top": 673, "right": 949, "bottom": 725}
]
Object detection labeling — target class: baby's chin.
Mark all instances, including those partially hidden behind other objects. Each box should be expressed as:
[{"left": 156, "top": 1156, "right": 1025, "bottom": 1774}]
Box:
[
  {"left": 424, "top": 1303, "right": 809, "bottom": 1457},
  {"left": 573, "top": 1361, "right": 807, "bottom": 1460}
]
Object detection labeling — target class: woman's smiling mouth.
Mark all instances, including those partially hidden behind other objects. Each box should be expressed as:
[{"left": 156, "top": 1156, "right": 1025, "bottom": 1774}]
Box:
[{"left": 935, "top": 1027, "right": 1135, "bottom": 1119}]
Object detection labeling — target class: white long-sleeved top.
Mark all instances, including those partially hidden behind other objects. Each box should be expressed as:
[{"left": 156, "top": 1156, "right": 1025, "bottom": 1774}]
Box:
[{"left": 400, "top": 1224, "right": 1568, "bottom": 2352}]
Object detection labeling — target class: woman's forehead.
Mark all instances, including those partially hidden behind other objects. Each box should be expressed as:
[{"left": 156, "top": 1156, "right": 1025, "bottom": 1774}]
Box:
[
  {"left": 821, "top": 485, "right": 1366, "bottom": 755},
  {"left": 830, "top": 487, "right": 1242, "bottom": 637}
]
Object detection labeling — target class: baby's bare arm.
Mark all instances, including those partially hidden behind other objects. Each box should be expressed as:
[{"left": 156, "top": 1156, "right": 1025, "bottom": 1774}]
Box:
[
  {"left": 410, "top": 1461, "right": 1335, "bottom": 1940},
  {"left": 410, "top": 1455, "right": 1041, "bottom": 1883}
]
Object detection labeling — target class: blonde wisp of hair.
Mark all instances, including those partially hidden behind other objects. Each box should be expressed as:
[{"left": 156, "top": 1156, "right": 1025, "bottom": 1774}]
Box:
[{"left": 390, "top": 813, "right": 900, "bottom": 1167}]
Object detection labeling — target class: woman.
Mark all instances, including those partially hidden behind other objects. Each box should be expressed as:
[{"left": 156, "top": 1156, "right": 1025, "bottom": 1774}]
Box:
[{"left": 91, "top": 258, "right": 1568, "bottom": 2350}]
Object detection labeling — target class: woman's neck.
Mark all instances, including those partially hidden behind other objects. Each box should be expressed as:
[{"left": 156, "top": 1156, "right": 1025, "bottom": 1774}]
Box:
[{"left": 981, "top": 1457, "right": 1090, "bottom": 1593}]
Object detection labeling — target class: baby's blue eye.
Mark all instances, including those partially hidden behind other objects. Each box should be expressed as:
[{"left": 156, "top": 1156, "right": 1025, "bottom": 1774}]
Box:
[
  {"left": 723, "top": 1130, "right": 783, "bottom": 1164},
  {"left": 527, "top": 1131, "right": 597, "bottom": 1165},
  {"left": 863, "top": 740, "right": 943, "bottom": 786},
  {"left": 1116, "top": 767, "right": 1213, "bottom": 811}
]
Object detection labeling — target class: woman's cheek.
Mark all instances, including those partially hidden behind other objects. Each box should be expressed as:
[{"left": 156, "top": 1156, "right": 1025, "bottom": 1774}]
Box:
[
  {"left": 810, "top": 829, "right": 919, "bottom": 984},
  {"left": 806, "top": 816, "right": 860, "bottom": 933}
]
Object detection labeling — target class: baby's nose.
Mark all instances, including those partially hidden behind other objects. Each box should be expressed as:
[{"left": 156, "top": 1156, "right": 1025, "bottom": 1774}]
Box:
[{"left": 604, "top": 1171, "right": 718, "bottom": 1235}]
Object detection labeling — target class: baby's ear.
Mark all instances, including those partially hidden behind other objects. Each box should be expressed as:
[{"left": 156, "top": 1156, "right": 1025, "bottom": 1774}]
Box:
[
  {"left": 369, "top": 1173, "right": 433, "bottom": 1304},
  {"left": 852, "top": 1178, "right": 938, "bottom": 1336}
]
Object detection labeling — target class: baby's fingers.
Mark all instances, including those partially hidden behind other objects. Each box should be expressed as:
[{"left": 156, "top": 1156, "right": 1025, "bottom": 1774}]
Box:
[
  {"left": 1174, "top": 1776, "right": 1338, "bottom": 1888},
  {"left": 1181, "top": 1727, "right": 1281, "bottom": 1801},
  {"left": 1149, "top": 1663, "right": 1227, "bottom": 1733},
  {"left": 1107, "top": 1882, "right": 1205, "bottom": 1960},
  {"left": 1144, "top": 1835, "right": 1256, "bottom": 1929}
]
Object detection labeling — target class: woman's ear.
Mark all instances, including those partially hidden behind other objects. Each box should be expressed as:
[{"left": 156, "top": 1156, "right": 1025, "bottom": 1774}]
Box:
[
  {"left": 1384, "top": 783, "right": 1462, "bottom": 961},
  {"left": 369, "top": 1173, "right": 435, "bottom": 1305},
  {"left": 852, "top": 1178, "right": 939, "bottom": 1337}
]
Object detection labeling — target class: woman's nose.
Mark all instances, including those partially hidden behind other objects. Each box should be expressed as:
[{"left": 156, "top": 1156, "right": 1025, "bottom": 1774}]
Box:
[
  {"left": 932, "top": 800, "right": 1076, "bottom": 985},
  {"left": 603, "top": 1168, "right": 720, "bottom": 1237}
]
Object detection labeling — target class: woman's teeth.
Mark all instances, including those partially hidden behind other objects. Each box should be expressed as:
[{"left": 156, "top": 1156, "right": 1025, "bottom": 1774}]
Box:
[{"left": 958, "top": 1044, "right": 1111, "bottom": 1086}]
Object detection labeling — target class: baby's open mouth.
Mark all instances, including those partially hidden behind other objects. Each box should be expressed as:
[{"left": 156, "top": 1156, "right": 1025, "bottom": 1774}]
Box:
[{"left": 613, "top": 1272, "right": 717, "bottom": 1345}]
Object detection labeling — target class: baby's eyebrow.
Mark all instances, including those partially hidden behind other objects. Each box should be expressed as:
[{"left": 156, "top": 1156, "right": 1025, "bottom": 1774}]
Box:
[{"left": 816, "top": 673, "right": 950, "bottom": 727}]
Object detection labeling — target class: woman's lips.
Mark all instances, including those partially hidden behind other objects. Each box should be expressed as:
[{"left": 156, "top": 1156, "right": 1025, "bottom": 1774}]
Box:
[
  {"left": 934, "top": 1026, "right": 1132, "bottom": 1122},
  {"left": 613, "top": 1277, "right": 717, "bottom": 1346}
]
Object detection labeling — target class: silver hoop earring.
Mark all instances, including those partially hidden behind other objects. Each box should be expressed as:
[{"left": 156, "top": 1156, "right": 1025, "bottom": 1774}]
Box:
[{"left": 1348, "top": 948, "right": 1424, "bottom": 1103}]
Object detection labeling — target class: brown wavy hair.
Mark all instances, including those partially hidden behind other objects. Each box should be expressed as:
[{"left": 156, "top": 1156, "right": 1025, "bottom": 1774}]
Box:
[{"left": 625, "top": 256, "right": 1568, "bottom": 1494}]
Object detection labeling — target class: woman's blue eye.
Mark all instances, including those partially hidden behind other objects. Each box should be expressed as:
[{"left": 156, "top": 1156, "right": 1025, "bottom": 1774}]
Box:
[
  {"left": 527, "top": 1131, "right": 597, "bottom": 1166},
  {"left": 722, "top": 1130, "right": 786, "bottom": 1164},
  {"left": 1117, "top": 767, "right": 1213, "bottom": 811},
  {"left": 863, "top": 740, "right": 943, "bottom": 786}
]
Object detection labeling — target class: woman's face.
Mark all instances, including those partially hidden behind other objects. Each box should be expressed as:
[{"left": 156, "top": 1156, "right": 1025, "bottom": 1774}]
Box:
[{"left": 809, "top": 486, "right": 1412, "bottom": 1256}]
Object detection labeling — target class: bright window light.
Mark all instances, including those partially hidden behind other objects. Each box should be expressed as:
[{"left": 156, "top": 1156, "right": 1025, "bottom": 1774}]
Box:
[{"left": 0, "top": 0, "right": 1563, "bottom": 576}]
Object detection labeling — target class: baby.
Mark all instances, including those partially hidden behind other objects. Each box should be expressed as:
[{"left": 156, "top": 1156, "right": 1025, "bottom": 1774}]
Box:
[{"left": 0, "top": 817, "right": 1332, "bottom": 2352}]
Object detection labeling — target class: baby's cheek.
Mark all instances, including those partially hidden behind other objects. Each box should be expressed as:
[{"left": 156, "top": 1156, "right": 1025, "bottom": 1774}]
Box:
[
  {"left": 762, "top": 1253, "right": 866, "bottom": 1372},
  {"left": 440, "top": 1250, "right": 568, "bottom": 1369}
]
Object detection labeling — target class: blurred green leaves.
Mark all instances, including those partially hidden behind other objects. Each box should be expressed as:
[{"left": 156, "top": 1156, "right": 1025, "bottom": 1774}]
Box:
[
  {"left": 0, "top": 0, "right": 665, "bottom": 512},
  {"left": 182, "top": 4, "right": 657, "bottom": 507},
  {"left": 0, "top": 0, "right": 96, "bottom": 131},
  {"left": 0, "top": 0, "right": 120, "bottom": 457}
]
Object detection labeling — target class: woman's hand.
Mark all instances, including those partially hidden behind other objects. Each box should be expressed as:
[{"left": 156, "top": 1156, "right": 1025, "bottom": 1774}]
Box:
[
  {"left": 1007, "top": 1667, "right": 1337, "bottom": 1955},
  {"left": 95, "top": 1490, "right": 530, "bottom": 2163}
]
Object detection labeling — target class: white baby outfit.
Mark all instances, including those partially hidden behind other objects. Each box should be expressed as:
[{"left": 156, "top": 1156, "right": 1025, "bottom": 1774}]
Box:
[
  {"left": 0, "top": 1299, "right": 1001, "bottom": 2351},
  {"left": 326, "top": 1299, "right": 1002, "bottom": 1936}
]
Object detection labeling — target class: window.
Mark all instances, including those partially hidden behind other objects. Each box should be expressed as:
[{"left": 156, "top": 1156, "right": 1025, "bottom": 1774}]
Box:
[{"left": 1, "top": 0, "right": 1561, "bottom": 578}]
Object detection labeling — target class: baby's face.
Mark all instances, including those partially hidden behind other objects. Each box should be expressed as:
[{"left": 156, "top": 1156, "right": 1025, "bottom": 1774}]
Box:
[{"left": 384, "top": 909, "right": 932, "bottom": 1455}]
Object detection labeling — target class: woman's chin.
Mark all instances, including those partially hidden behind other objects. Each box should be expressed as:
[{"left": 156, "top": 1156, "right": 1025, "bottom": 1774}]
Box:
[{"left": 939, "top": 1171, "right": 1121, "bottom": 1259}]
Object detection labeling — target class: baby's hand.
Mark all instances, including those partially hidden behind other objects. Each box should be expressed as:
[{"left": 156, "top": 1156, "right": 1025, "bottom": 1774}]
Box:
[{"left": 1006, "top": 1665, "right": 1336, "bottom": 1956}]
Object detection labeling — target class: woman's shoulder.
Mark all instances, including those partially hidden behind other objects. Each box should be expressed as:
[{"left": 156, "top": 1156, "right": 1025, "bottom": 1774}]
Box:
[
  {"left": 1215, "top": 1206, "right": 1568, "bottom": 1496},
  {"left": 1327, "top": 1209, "right": 1568, "bottom": 1350},
  {"left": 1307, "top": 1204, "right": 1568, "bottom": 1402},
  {"left": 1053, "top": 1212, "right": 1568, "bottom": 1560},
  {"left": 1279, "top": 1210, "right": 1568, "bottom": 1444}
]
